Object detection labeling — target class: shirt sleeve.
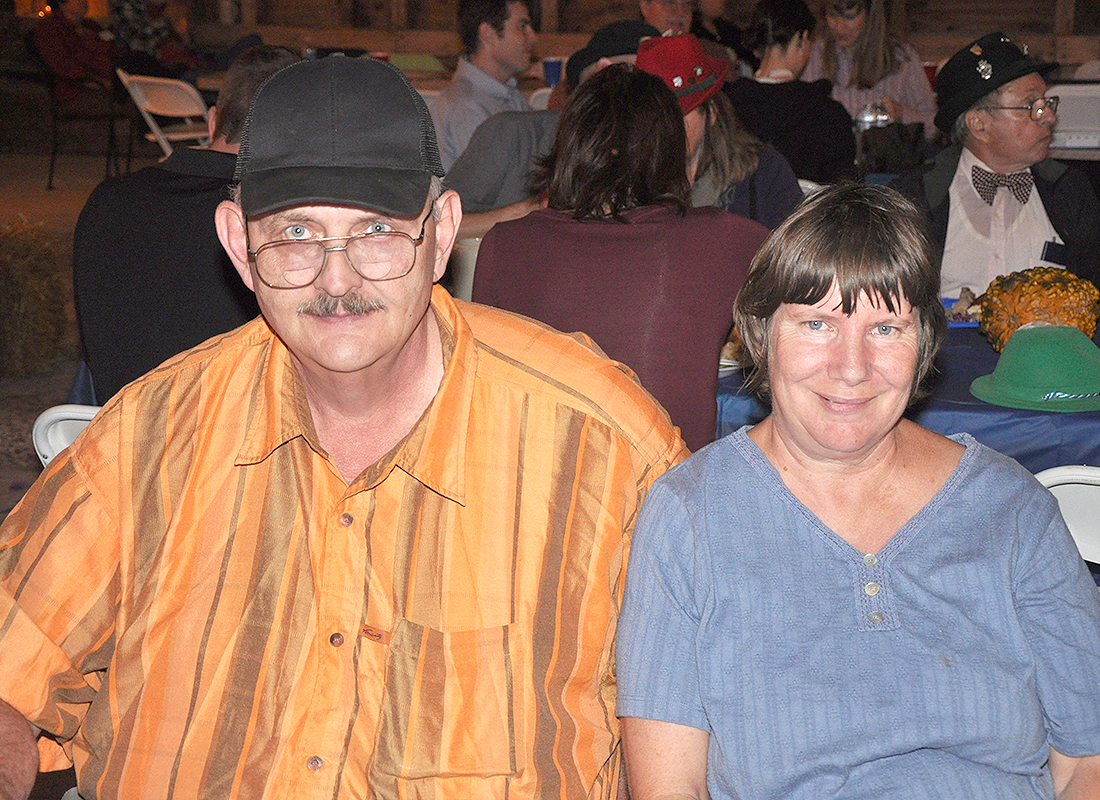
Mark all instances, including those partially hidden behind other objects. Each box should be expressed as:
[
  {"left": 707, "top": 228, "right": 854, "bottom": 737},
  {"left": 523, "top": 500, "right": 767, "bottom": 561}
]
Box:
[
  {"left": 0, "top": 451, "right": 119, "bottom": 747},
  {"left": 1011, "top": 484, "right": 1100, "bottom": 757},
  {"left": 616, "top": 477, "right": 710, "bottom": 733}
]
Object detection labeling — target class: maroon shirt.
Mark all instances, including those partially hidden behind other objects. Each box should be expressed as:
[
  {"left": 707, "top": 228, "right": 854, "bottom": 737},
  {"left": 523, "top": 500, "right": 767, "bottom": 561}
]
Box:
[{"left": 473, "top": 205, "right": 769, "bottom": 451}]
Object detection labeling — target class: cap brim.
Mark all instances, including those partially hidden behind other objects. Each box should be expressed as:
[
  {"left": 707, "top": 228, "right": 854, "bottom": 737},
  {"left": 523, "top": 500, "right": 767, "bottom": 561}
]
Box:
[
  {"left": 970, "top": 374, "right": 1100, "bottom": 412},
  {"left": 240, "top": 165, "right": 433, "bottom": 218}
]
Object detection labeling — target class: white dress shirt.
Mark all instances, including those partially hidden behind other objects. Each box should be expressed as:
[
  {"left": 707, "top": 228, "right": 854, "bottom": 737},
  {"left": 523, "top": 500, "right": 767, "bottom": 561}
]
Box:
[{"left": 940, "top": 147, "right": 1064, "bottom": 298}]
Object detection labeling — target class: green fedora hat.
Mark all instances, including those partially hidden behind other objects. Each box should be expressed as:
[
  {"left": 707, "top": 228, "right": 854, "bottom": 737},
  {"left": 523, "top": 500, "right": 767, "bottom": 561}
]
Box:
[{"left": 971, "top": 324, "right": 1100, "bottom": 412}]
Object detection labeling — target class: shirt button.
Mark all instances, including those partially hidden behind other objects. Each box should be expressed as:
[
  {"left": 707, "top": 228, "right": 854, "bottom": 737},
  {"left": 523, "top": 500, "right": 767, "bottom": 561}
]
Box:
[
  {"left": 329, "top": 632, "right": 344, "bottom": 647},
  {"left": 338, "top": 513, "right": 353, "bottom": 527},
  {"left": 868, "top": 611, "right": 884, "bottom": 624},
  {"left": 864, "top": 581, "right": 881, "bottom": 596},
  {"left": 307, "top": 756, "right": 323, "bottom": 771},
  {"left": 863, "top": 553, "right": 878, "bottom": 567}
]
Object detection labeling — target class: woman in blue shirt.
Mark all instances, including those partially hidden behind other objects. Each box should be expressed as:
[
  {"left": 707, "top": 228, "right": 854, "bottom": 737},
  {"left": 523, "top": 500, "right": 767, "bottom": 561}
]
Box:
[{"left": 616, "top": 183, "right": 1100, "bottom": 799}]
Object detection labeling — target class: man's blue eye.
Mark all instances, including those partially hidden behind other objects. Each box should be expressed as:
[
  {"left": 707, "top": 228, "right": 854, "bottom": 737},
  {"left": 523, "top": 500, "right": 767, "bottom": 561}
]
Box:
[
  {"left": 806, "top": 320, "right": 825, "bottom": 330},
  {"left": 876, "top": 325, "right": 895, "bottom": 335},
  {"left": 286, "top": 224, "right": 310, "bottom": 240},
  {"left": 366, "top": 221, "right": 393, "bottom": 234}
]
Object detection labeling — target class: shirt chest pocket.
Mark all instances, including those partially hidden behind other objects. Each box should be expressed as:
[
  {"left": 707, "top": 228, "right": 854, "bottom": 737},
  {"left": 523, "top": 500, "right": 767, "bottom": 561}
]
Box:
[{"left": 372, "top": 617, "right": 528, "bottom": 779}]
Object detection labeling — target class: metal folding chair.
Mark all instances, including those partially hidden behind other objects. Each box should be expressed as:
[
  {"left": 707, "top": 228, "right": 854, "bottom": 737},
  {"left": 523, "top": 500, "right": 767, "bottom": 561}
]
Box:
[{"left": 116, "top": 68, "right": 209, "bottom": 157}]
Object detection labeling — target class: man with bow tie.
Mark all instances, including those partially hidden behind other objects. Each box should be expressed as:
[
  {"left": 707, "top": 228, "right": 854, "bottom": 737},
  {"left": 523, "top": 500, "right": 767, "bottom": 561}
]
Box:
[{"left": 892, "top": 32, "right": 1100, "bottom": 297}]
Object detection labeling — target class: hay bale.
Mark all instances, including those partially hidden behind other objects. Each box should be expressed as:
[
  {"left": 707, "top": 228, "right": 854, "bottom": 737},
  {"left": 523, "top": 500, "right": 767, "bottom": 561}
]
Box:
[{"left": 0, "top": 218, "right": 69, "bottom": 376}]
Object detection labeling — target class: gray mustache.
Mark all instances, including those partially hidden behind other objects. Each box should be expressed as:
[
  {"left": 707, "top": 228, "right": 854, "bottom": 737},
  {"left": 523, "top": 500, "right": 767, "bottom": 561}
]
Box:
[{"left": 297, "top": 294, "right": 387, "bottom": 316}]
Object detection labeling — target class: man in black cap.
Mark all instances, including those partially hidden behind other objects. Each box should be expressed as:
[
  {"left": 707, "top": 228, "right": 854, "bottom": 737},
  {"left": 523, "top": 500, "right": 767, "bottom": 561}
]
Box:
[
  {"left": 446, "top": 19, "right": 661, "bottom": 218},
  {"left": 891, "top": 32, "right": 1100, "bottom": 297},
  {"left": 0, "top": 55, "right": 685, "bottom": 798}
]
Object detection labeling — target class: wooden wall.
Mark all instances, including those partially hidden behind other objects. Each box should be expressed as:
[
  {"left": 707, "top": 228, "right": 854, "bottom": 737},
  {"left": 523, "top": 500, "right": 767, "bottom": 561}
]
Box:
[
  {"left": 14, "top": 0, "right": 1097, "bottom": 68},
  {"left": 189, "top": 0, "right": 1091, "bottom": 36}
]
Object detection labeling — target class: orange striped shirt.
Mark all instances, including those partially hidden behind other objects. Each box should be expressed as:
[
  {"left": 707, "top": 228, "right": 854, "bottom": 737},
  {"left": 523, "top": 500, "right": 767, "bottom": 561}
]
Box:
[{"left": 0, "top": 286, "right": 686, "bottom": 799}]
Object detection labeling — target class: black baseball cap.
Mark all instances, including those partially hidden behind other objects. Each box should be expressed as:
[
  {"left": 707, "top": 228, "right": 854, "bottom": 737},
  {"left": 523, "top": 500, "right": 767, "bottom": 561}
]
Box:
[
  {"left": 234, "top": 55, "right": 444, "bottom": 217},
  {"left": 933, "top": 32, "right": 1056, "bottom": 133},
  {"left": 565, "top": 20, "right": 661, "bottom": 91}
]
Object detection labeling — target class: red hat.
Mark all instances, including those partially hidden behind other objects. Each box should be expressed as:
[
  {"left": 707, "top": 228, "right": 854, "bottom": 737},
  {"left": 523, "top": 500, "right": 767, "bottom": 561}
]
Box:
[{"left": 635, "top": 34, "right": 729, "bottom": 115}]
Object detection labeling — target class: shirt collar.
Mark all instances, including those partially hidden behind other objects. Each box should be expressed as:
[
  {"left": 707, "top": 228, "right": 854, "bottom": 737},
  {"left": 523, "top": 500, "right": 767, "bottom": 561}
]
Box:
[
  {"left": 236, "top": 286, "right": 474, "bottom": 504},
  {"left": 159, "top": 147, "right": 237, "bottom": 179},
  {"left": 959, "top": 145, "right": 1032, "bottom": 178},
  {"left": 455, "top": 55, "right": 520, "bottom": 95}
]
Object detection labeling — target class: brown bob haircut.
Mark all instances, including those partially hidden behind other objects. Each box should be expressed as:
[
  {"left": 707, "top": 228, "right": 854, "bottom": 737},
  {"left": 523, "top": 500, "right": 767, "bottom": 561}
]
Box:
[
  {"left": 531, "top": 63, "right": 690, "bottom": 221},
  {"left": 733, "top": 182, "right": 946, "bottom": 401}
]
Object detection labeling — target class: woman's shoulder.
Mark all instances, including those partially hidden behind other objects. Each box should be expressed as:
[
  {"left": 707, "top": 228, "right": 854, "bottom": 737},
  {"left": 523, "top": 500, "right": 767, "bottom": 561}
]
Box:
[
  {"left": 484, "top": 207, "right": 569, "bottom": 237},
  {"left": 656, "top": 428, "right": 764, "bottom": 494},
  {"left": 677, "top": 204, "right": 772, "bottom": 243},
  {"left": 913, "top": 426, "right": 1047, "bottom": 501}
]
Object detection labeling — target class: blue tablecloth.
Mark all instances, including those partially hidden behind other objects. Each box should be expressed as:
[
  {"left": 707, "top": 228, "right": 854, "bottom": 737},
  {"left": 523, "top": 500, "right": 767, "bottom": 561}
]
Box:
[{"left": 717, "top": 327, "right": 1100, "bottom": 475}]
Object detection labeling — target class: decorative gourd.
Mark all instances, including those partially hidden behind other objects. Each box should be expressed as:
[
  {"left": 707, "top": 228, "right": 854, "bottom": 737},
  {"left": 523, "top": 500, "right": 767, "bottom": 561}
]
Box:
[{"left": 979, "top": 267, "right": 1100, "bottom": 352}]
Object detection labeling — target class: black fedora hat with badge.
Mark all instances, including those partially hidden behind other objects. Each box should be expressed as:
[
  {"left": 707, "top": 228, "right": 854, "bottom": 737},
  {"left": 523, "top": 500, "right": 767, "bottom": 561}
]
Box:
[{"left": 933, "top": 32, "right": 1057, "bottom": 133}]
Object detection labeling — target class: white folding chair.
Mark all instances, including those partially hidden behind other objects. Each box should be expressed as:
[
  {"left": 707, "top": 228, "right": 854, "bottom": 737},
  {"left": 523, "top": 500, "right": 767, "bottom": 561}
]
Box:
[
  {"left": 1035, "top": 465, "right": 1100, "bottom": 565},
  {"left": 32, "top": 404, "right": 101, "bottom": 468},
  {"left": 528, "top": 87, "right": 552, "bottom": 111},
  {"left": 447, "top": 237, "right": 481, "bottom": 302},
  {"left": 116, "top": 68, "right": 209, "bottom": 157}
]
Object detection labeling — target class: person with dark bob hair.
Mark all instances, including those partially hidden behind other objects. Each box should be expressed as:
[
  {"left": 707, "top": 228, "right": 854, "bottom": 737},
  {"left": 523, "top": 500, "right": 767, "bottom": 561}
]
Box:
[
  {"left": 473, "top": 63, "right": 770, "bottom": 451},
  {"left": 724, "top": 0, "right": 857, "bottom": 184},
  {"left": 531, "top": 63, "right": 691, "bottom": 219},
  {"left": 616, "top": 182, "right": 1100, "bottom": 799}
]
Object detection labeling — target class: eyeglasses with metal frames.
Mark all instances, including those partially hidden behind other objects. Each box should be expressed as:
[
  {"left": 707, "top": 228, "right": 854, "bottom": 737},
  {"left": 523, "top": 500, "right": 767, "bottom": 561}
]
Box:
[
  {"left": 984, "top": 95, "right": 1059, "bottom": 122},
  {"left": 247, "top": 209, "right": 433, "bottom": 289}
]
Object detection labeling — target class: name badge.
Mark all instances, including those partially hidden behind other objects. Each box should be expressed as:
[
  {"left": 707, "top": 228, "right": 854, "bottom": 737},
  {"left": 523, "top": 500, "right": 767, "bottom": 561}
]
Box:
[{"left": 1042, "top": 240, "right": 1068, "bottom": 266}]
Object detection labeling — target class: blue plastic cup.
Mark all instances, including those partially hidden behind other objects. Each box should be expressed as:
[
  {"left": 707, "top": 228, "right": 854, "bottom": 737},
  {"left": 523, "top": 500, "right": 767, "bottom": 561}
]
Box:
[{"left": 542, "top": 57, "right": 563, "bottom": 88}]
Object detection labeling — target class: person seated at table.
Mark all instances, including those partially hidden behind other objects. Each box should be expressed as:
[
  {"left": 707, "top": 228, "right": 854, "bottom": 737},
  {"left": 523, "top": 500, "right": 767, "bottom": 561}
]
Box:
[
  {"left": 636, "top": 33, "right": 803, "bottom": 230},
  {"left": 432, "top": 0, "right": 537, "bottom": 170},
  {"left": 472, "top": 63, "right": 769, "bottom": 451},
  {"left": 801, "top": 0, "right": 935, "bottom": 136},
  {"left": 33, "top": 0, "right": 116, "bottom": 103},
  {"left": 891, "top": 32, "right": 1100, "bottom": 298},
  {"left": 616, "top": 182, "right": 1100, "bottom": 800},
  {"left": 724, "top": 0, "right": 857, "bottom": 184}
]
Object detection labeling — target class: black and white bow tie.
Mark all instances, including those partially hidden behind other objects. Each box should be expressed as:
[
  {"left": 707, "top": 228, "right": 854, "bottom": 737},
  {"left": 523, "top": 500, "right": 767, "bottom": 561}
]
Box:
[{"left": 971, "top": 165, "right": 1033, "bottom": 205}]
